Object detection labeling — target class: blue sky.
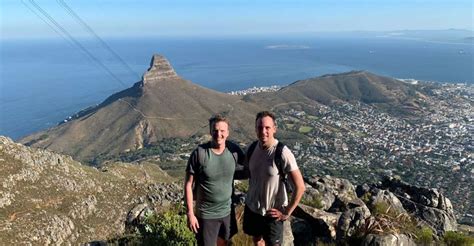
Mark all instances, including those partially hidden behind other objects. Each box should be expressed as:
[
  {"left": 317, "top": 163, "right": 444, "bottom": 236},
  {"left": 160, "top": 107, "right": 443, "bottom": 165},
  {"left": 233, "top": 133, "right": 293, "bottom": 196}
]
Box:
[{"left": 1, "top": 0, "right": 473, "bottom": 39}]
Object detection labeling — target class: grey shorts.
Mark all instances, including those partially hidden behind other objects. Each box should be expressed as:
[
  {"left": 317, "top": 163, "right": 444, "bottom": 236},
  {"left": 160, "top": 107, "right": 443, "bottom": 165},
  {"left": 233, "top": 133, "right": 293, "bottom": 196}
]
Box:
[{"left": 196, "top": 214, "right": 231, "bottom": 246}]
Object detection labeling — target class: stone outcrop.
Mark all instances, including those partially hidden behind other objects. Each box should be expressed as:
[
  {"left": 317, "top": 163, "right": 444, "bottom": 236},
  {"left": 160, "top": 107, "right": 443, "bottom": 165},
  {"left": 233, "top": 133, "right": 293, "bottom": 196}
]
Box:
[
  {"left": 2, "top": 136, "right": 461, "bottom": 245},
  {"left": 336, "top": 205, "right": 371, "bottom": 242},
  {"left": 0, "top": 136, "right": 181, "bottom": 245},
  {"left": 126, "top": 203, "right": 153, "bottom": 228},
  {"left": 293, "top": 175, "right": 371, "bottom": 244},
  {"left": 358, "top": 185, "right": 407, "bottom": 215},
  {"left": 362, "top": 234, "right": 416, "bottom": 246},
  {"left": 289, "top": 175, "right": 460, "bottom": 245},
  {"left": 282, "top": 220, "right": 294, "bottom": 246},
  {"left": 377, "top": 176, "right": 457, "bottom": 235},
  {"left": 292, "top": 204, "right": 340, "bottom": 241},
  {"left": 305, "top": 175, "right": 362, "bottom": 211},
  {"left": 142, "top": 54, "right": 180, "bottom": 84}
]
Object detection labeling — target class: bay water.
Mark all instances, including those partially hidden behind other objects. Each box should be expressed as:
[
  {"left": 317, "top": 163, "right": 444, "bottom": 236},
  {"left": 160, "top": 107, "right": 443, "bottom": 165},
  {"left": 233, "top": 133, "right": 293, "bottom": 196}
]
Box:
[{"left": 1, "top": 36, "right": 472, "bottom": 139}]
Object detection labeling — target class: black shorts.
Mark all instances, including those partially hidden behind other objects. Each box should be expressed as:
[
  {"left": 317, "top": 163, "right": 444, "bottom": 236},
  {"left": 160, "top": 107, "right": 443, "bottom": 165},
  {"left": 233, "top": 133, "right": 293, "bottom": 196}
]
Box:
[
  {"left": 242, "top": 205, "right": 283, "bottom": 245},
  {"left": 196, "top": 214, "right": 231, "bottom": 246}
]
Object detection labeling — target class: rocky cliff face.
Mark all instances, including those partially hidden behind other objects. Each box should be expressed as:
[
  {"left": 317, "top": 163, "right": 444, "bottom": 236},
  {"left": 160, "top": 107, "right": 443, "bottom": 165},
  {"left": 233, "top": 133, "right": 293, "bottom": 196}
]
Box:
[
  {"left": 0, "top": 136, "right": 182, "bottom": 245},
  {"left": 289, "top": 175, "right": 459, "bottom": 245},
  {"left": 0, "top": 137, "right": 466, "bottom": 245}
]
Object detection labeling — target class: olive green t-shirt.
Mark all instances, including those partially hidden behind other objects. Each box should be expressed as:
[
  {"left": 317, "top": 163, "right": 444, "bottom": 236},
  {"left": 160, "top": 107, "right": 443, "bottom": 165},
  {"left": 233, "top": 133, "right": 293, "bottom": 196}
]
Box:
[{"left": 189, "top": 148, "right": 236, "bottom": 219}]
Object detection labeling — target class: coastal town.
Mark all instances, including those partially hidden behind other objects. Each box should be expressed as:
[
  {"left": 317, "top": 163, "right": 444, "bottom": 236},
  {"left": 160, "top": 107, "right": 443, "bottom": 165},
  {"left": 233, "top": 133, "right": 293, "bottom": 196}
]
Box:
[
  {"left": 237, "top": 82, "right": 473, "bottom": 223},
  {"left": 118, "top": 81, "right": 473, "bottom": 224},
  {"left": 229, "top": 85, "right": 281, "bottom": 95}
]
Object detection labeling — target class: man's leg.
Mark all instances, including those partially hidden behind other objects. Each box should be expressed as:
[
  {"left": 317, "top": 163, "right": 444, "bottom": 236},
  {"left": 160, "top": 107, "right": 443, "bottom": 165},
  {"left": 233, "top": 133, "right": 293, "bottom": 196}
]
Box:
[
  {"left": 216, "top": 214, "right": 231, "bottom": 246},
  {"left": 262, "top": 218, "right": 283, "bottom": 246},
  {"left": 252, "top": 236, "right": 265, "bottom": 246},
  {"left": 243, "top": 206, "right": 267, "bottom": 246},
  {"left": 217, "top": 237, "right": 227, "bottom": 246},
  {"left": 196, "top": 217, "right": 220, "bottom": 246}
]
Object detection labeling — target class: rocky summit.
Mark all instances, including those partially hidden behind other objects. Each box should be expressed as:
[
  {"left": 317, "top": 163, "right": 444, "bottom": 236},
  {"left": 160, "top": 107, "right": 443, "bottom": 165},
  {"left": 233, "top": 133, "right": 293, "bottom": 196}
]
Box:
[
  {"left": 21, "top": 54, "right": 260, "bottom": 163},
  {"left": 142, "top": 54, "right": 180, "bottom": 83}
]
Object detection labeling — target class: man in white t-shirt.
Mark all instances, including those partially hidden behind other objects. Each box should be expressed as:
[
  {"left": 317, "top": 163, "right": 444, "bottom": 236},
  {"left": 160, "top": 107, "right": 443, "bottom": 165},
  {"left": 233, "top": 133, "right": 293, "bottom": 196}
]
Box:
[{"left": 243, "top": 111, "right": 306, "bottom": 246}]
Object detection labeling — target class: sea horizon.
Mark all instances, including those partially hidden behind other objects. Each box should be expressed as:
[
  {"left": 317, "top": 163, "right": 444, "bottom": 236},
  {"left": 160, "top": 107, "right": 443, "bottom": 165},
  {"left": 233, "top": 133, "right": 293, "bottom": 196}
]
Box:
[{"left": 1, "top": 35, "right": 473, "bottom": 140}]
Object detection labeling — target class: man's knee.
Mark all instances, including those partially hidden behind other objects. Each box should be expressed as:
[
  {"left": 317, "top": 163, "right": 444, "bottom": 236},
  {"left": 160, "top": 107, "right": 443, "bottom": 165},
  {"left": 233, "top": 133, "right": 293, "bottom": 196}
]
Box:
[
  {"left": 216, "top": 237, "right": 227, "bottom": 246},
  {"left": 252, "top": 236, "right": 264, "bottom": 246}
]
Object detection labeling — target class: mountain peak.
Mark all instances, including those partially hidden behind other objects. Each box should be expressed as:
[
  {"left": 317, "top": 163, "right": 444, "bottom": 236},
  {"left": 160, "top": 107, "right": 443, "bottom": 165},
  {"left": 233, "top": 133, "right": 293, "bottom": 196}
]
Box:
[{"left": 142, "top": 54, "right": 179, "bottom": 84}]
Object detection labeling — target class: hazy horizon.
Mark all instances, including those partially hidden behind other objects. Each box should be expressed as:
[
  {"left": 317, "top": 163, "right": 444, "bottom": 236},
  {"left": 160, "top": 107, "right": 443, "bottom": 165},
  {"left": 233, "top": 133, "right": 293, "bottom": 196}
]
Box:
[
  {"left": 1, "top": 0, "right": 473, "bottom": 139},
  {"left": 2, "top": 0, "right": 473, "bottom": 39}
]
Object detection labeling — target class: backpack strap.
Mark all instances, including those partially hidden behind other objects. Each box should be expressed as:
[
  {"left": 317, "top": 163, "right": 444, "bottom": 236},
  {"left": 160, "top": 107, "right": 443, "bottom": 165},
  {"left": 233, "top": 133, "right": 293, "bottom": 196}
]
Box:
[
  {"left": 274, "top": 141, "right": 286, "bottom": 178},
  {"left": 193, "top": 142, "right": 211, "bottom": 200},
  {"left": 225, "top": 140, "right": 240, "bottom": 165},
  {"left": 196, "top": 142, "right": 210, "bottom": 174},
  {"left": 275, "top": 141, "right": 294, "bottom": 192},
  {"left": 246, "top": 141, "right": 259, "bottom": 163}
]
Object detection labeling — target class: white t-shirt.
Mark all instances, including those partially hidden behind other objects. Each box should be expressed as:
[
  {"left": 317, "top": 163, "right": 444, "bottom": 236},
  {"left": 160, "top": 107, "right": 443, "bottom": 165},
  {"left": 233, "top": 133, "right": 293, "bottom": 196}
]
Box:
[{"left": 246, "top": 140, "right": 299, "bottom": 215}]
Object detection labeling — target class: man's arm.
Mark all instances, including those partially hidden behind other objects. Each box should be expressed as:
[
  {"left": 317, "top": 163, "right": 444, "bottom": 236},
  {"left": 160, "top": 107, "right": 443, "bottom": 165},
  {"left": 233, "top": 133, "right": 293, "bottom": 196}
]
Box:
[
  {"left": 184, "top": 172, "right": 199, "bottom": 233},
  {"left": 283, "top": 169, "right": 305, "bottom": 218},
  {"left": 184, "top": 149, "right": 200, "bottom": 233},
  {"left": 267, "top": 169, "right": 305, "bottom": 221}
]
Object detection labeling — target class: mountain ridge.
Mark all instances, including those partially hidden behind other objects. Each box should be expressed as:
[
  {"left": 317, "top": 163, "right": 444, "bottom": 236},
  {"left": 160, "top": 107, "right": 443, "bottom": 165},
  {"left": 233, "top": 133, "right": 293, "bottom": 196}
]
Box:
[
  {"left": 21, "top": 55, "right": 425, "bottom": 163},
  {"left": 21, "top": 55, "right": 261, "bottom": 162}
]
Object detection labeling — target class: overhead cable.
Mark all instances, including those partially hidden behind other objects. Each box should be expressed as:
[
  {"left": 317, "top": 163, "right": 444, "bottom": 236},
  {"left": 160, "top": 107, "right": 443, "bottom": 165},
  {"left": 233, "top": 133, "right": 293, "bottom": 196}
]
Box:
[
  {"left": 57, "top": 0, "right": 140, "bottom": 79},
  {"left": 27, "top": 0, "right": 128, "bottom": 88}
]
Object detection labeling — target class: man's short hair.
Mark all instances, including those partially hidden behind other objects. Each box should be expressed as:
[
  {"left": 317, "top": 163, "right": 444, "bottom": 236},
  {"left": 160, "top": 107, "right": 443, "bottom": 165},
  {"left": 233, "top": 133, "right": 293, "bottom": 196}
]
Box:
[
  {"left": 209, "top": 114, "right": 229, "bottom": 130},
  {"left": 255, "top": 111, "right": 277, "bottom": 126}
]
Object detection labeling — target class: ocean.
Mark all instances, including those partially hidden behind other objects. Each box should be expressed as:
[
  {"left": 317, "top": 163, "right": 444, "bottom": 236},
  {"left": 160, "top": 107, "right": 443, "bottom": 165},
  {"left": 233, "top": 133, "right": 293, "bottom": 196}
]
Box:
[{"left": 1, "top": 36, "right": 473, "bottom": 139}]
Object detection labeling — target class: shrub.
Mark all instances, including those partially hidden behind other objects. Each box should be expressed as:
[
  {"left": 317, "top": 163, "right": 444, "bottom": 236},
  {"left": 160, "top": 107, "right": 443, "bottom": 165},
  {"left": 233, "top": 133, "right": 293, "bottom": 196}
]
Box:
[
  {"left": 371, "top": 201, "right": 391, "bottom": 216},
  {"left": 443, "top": 231, "right": 474, "bottom": 246},
  {"left": 414, "top": 226, "right": 433, "bottom": 245},
  {"left": 106, "top": 204, "right": 195, "bottom": 245},
  {"left": 141, "top": 205, "right": 196, "bottom": 245},
  {"left": 235, "top": 180, "right": 249, "bottom": 193},
  {"left": 360, "top": 192, "right": 371, "bottom": 204},
  {"left": 363, "top": 201, "right": 419, "bottom": 237}
]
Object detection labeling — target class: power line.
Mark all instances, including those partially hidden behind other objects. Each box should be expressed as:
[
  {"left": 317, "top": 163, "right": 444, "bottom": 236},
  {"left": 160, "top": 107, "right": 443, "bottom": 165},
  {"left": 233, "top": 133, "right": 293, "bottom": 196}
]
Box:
[
  {"left": 27, "top": 0, "right": 128, "bottom": 88},
  {"left": 57, "top": 0, "right": 140, "bottom": 80},
  {"left": 21, "top": 0, "right": 71, "bottom": 44}
]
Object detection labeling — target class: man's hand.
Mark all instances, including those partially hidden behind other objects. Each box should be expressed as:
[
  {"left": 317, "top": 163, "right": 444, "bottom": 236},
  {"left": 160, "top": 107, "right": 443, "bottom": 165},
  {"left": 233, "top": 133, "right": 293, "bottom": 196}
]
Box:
[
  {"left": 266, "top": 208, "right": 289, "bottom": 221},
  {"left": 187, "top": 213, "right": 200, "bottom": 233}
]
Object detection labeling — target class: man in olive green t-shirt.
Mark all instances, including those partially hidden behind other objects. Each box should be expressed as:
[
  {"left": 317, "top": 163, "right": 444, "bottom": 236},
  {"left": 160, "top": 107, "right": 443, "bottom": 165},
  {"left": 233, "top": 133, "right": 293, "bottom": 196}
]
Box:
[{"left": 184, "top": 115, "right": 245, "bottom": 246}]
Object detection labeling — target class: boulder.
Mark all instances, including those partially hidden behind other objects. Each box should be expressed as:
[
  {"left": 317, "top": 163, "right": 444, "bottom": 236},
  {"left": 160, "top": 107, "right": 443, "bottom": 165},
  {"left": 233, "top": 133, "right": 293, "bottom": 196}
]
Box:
[
  {"left": 328, "top": 195, "right": 367, "bottom": 213},
  {"left": 282, "top": 219, "right": 294, "bottom": 246},
  {"left": 379, "top": 176, "right": 457, "bottom": 235},
  {"left": 336, "top": 205, "right": 371, "bottom": 242},
  {"left": 126, "top": 203, "right": 153, "bottom": 228},
  {"left": 370, "top": 189, "right": 407, "bottom": 215},
  {"left": 305, "top": 175, "right": 359, "bottom": 211},
  {"left": 356, "top": 183, "right": 371, "bottom": 198},
  {"left": 298, "top": 175, "right": 373, "bottom": 244},
  {"left": 396, "top": 196, "right": 457, "bottom": 235},
  {"left": 293, "top": 204, "right": 341, "bottom": 240},
  {"left": 362, "top": 234, "right": 416, "bottom": 246}
]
